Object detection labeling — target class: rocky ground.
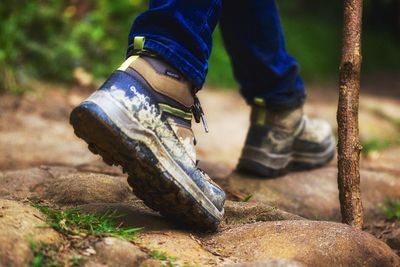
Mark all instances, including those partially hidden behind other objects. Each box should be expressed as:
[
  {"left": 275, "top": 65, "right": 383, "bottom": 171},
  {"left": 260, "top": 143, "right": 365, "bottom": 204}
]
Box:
[{"left": 1, "top": 82, "right": 400, "bottom": 266}]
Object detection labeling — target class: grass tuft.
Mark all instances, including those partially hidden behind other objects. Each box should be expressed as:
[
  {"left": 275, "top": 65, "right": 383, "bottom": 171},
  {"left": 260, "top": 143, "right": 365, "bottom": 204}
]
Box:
[
  {"left": 149, "top": 250, "right": 201, "bottom": 267},
  {"left": 241, "top": 193, "right": 253, "bottom": 203},
  {"left": 149, "top": 250, "right": 175, "bottom": 261},
  {"left": 149, "top": 250, "right": 178, "bottom": 267},
  {"left": 361, "top": 136, "right": 400, "bottom": 156},
  {"left": 29, "top": 240, "right": 62, "bottom": 267},
  {"left": 383, "top": 199, "right": 400, "bottom": 220},
  {"left": 69, "top": 256, "right": 86, "bottom": 267},
  {"left": 32, "top": 204, "right": 141, "bottom": 239},
  {"left": 361, "top": 139, "right": 394, "bottom": 156}
]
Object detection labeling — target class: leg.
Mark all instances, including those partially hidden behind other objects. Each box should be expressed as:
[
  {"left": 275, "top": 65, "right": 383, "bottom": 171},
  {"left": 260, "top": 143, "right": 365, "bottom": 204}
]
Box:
[
  {"left": 128, "top": 0, "right": 222, "bottom": 89},
  {"left": 220, "top": 1, "right": 334, "bottom": 176},
  {"left": 220, "top": 0, "right": 305, "bottom": 109}
]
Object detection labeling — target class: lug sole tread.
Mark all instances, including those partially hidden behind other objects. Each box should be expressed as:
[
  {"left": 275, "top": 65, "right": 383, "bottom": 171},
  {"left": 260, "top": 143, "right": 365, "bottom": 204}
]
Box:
[
  {"left": 237, "top": 151, "right": 335, "bottom": 178},
  {"left": 70, "top": 105, "right": 219, "bottom": 230}
]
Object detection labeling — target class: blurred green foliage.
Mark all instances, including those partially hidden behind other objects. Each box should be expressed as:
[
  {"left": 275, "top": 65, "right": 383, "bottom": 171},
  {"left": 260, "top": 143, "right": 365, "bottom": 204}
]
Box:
[
  {"left": 0, "top": 0, "right": 146, "bottom": 93},
  {"left": 1, "top": 0, "right": 399, "bottom": 93},
  {"left": 383, "top": 199, "right": 400, "bottom": 220}
]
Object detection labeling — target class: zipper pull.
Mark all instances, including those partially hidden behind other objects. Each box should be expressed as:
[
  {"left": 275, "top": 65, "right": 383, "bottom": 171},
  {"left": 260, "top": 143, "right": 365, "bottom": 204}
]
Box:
[{"left": 193, "top": 95, "right": 209, "bottom": 133}]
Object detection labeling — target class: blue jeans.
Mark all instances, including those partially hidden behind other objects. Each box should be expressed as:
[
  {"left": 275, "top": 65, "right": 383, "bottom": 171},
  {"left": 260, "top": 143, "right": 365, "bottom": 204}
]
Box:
[{"left": 128, "top": 0, "right": 305, "bottom": 109}]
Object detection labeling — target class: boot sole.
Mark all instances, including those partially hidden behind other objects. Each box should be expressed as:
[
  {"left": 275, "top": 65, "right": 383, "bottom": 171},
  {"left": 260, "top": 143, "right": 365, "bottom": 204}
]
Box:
[
  {"left": 70, "top": 92, "right": 223, "bottom": 230},
  {"left": 237, "top": 140, "right": 335, "bottom": 178}
]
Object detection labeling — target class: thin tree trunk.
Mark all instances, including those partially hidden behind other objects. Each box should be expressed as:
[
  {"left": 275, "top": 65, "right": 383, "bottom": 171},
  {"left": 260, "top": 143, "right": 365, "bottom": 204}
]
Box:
[{"left": 337, "top": 0, "right": 364, "bottom": 230}]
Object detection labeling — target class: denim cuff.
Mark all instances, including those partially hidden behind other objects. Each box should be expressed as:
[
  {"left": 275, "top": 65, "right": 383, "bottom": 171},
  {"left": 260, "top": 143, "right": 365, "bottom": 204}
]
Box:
[
  {"left": 244, "top": 92, "right": 306, "bottom": 111},
  {"left": 265, "top": 96, "right": 306, "bottom": 111}
]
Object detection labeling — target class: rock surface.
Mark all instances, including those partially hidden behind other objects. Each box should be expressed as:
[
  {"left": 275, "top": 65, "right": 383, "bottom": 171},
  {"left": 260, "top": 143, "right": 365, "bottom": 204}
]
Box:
[
  {"left": 139, "top": 230, "right": 222, "bottom": 266},
  {"left": 0, "top": 166, "right": 78, "bottom": 201},
  {"left": 93, "top": 237, "right": 148, "bottom": 267},
  {"left": 387, "top": 229, "right": 400, "bottom": 251},
  {"left": 226, "top": 259, "right": 306, "bottom": 267},
  {"left": 222, "top": 201, "right": 303, "bottom": 226},
  {"left": 0, "top": 165, "right": 399, "bottom": 266},
  {"left": 134, "top": 220, "right": 400, "bottom": 266},
  {"left": 0, "top": 199, "right": 61, "bottom": 267},
  {"left": 206, "top": 221, "right": 400, "bottom": 267},
  {"left": 1, "top": 87, "right": 400, "bottom": 265},
  {"left": 224, "top": 166, "right": 400, "bottom": 222},
  {"left": 46, "top": 173, "right": 131, "bottom": 204},
  {"left": 139, "top": 259, "right": 162, "bottom": 267}
]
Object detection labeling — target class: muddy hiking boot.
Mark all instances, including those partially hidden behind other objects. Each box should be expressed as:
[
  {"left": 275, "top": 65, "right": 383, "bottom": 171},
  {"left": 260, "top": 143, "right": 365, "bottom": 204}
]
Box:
[
  {"left": 237, "top": 98, "right": 335, "bottom": 177},
  {"left": 70, "top": 39, "right": 225, "bottom": 230}
]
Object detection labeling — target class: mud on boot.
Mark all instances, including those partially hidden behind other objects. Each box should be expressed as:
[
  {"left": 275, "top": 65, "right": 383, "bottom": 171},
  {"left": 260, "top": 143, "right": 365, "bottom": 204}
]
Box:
[
  {"left": 237, "top": 98, "right": 335, "bottom": 177},
  {"left": 70, "top": 49, "right": 225, "bottom": 230}
]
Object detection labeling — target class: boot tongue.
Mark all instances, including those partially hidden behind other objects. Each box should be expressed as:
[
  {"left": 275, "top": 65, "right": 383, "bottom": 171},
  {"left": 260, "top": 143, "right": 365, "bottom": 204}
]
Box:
[
  {"left": 143, "top": 56, "right": 184, "bottom": 81},
  {"left": 141, "top": 56, "right": 195, "bottom": 107}
]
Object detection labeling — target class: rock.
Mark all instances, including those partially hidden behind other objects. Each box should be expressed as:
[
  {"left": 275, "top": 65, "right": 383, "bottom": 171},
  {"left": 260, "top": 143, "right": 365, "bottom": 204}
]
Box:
[
  {"left": 387, "top": 228, "right": 400, "bottom": 250},
  {"left": 228, "top": 166, "right": 400, "bottom": 221},
  {"left": 0, "top": 113, "right": 97, "bottom": 169},
  {"left": 76, "top": 160, "right": 123, "bottom": 176},
  {"left": 0, "top": 199, "right": 61, "bottom": 267},
  {"left": 0, "top": 166, "right": 81, "bottom": 201},
  {"left": 140, "top": 259, "right": 162, "bottom": 267},
  {"left": 362, "top": 146, "right": 400, "bottom": 173},
  {"left": 206, "top": 221, "right": 400, "bottom": 267},
  {"left": 84, "top": 261, "right": 107, "bottom": 267},
  {"left": 138, "top": 230, "right": 221, "bottom": 266},
  {"left": 358, "top": 110, "right": 399, "bottom": 142},
  {"left": 0, "top": 167, "right": 54, "bottom": 200},
  {"left": 94, "top": 237, "right": 147, "bottom": 267},
  {"left": 0, "top": 166, "right": 131, "bottom": 204},
  {"left": 46, "top": 173, "right": 131, "bottom": 204},
  {"left": 226, "top": 259, "right": 306, "bottom": 267},
  {"left": 223, "top": 201, "right": 303, "bottom": 226}
]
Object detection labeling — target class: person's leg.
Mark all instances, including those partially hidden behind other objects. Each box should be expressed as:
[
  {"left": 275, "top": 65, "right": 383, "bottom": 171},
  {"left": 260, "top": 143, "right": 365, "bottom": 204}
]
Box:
[
  {"left": 71, "top": 0, "right": 225, "bottom": 229},
  {"left": 220, "top": 0, "right": 305, "bottom": 109},
  {"left": 220, "top": 0, "right": 334, "bottom": 176},
  {"left": 128, "top": 0, "right": 222, "bottom": 90}
]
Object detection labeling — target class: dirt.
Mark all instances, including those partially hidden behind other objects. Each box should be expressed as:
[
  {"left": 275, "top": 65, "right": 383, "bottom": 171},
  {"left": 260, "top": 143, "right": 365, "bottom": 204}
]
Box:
[{"left": 1, "top": 83, "right": 400, "bottom": 266}]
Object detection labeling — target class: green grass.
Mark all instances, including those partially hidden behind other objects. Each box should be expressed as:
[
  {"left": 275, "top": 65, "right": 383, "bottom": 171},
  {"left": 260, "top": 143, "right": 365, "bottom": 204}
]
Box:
[
  {"left": 361, "top": 107, "right": 400, "bottom": 156},
  {"left": 149, "top": 250, "right": 177, "bottom": 267},
  {"left": 361, "top": 138, "right": 400, "bottom": 156},
  {"left": 383, "top": 199, "right": 400, "bottom": 220},
  {"left": 241, "top": 193, "right": 254, "bottom": 203},
  {"left": 32, "top": 204, "right": 141, "bottom": 239},
  {"left": 29, "top": 240, "right": 87, "bottom": 267},
  {"left": 206, "top": 27, "right": 237, "bottom": 89},
  {"left": 69, "top": 256, "right": 86, "bottom": 267},
  {"left": 149, "top": 250, "right": 201, "bottom": 267},
  {"left": 29, "top": 241, "right": 62, "bottom": 267},
  {"left": 149, "top": 250, "right": 175, "bottom": 261}
]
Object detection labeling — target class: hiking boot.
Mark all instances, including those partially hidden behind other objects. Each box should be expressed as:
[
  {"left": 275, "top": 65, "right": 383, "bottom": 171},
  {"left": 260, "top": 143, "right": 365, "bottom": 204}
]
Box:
[
  {"left": 237, "top": 99, "right": 335, "bottom": 177},
  {"left": 70, "top": 52, "right": 225, "bottom": 230}
]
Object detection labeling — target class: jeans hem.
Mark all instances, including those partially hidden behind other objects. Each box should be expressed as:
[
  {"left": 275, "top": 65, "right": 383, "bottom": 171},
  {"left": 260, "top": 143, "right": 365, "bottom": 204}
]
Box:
[{"left": 244, "top": 93, "right": 306, "bottom": 111}]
